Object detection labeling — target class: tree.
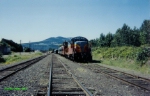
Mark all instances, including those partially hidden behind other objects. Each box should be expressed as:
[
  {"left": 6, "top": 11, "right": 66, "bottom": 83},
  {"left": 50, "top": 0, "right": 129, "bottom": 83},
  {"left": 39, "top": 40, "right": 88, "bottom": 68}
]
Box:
[
  {"left": 105, "top": 32, "right": 113, "bottom": 47},
  {"left": 126, "top": 27, "right": 141, "bottom": 46},
  {"left": 18, "top": 44, "right": 23, "bottom": 52},
  {"left": 120, "top": 24, "right": 131, "bottom": 46},
  {"left": 24, "top": 47, "right": 31, "bottom": 52},
  {"left": 111, "top": 28, "right": 122, "bottom": 46},
  {"left": 0, "top": 52, "right": 5, "bottom": 62},
  {"left": 1, "top": 38, "right": 23, "bottom": 52},
  {"left": 90, "top": 39, "right": 99, "bottom": 47},
  {"left": 0, "top": 52, "right": 2, "bottom": 58},
  {"left": 99, "top": 33, "right": 106, "bottom": 47},
  {"left": 139, "top": 31, "right": 147, "bottom": 45},
  {"left": 139, "top": 20, "right": 150, "bottom": 45},
  {"left": 90, "top": 20, "right": 149, "bottom": 47}
]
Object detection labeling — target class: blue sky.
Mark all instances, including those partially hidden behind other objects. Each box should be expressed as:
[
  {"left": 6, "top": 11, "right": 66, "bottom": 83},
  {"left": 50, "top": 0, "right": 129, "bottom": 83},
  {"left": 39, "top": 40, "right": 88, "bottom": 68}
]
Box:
[{"left": 0, "top": 0, "right": 150, "bottom": 43}]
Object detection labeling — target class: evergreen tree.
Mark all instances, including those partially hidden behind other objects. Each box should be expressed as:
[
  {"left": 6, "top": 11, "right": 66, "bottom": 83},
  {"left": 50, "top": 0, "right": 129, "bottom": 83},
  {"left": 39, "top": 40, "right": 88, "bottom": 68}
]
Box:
[
  {"left": 140, "top": 20, "right": 150, "bottom": 45},
  {"left": 91, "top": 20, "right": 149, "bottom": 47},
  {"left": 105, "top": 32, "right": 113, "bottom": 47},
  {"left": 120, "top": 24, "right": 131, "bottom": 46},
  {"left": 130, "top": 27, "right": 141, "bottom": 46},
  {"left": 111, "top": 28, "right": 122, "bottom": 46},
  {"left": 99, "top": 33, "right": 106, "bottom": 47},
  {"left": 139, "top": 31, "right": 147, "bottom": 45}
]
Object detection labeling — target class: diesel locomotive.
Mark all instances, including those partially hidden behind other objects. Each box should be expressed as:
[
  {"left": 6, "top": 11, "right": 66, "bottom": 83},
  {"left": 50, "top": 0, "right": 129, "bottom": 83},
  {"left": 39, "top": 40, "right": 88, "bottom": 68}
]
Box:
[{"left": 58, "top": 36, "right": 92, "bottom": 62}]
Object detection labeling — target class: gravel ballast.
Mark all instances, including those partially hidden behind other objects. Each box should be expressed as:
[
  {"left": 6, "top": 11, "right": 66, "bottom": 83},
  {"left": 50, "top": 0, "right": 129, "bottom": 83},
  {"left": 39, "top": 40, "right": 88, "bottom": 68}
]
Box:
[
  {"left": 56, "top": 54, "right": 150, "bottom": 96},
  {"left": 0, "top": 55, "right": 51, "bottom": 96},
  {"left": 1, "top": 53, "right": 150, "bottom": 96},
  {"left": 0, "top": 55, "right": 44, "bottom": 70}
]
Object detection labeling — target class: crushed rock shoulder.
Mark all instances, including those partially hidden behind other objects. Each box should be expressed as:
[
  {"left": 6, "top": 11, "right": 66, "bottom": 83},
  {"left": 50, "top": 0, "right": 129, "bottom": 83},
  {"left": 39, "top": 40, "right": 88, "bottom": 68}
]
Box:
[
  {"left": 97, "top": 63, "right": 150, "bottom": 80},
  {"left": 55, "top": 54, "right": 150, "bottom": 96}
]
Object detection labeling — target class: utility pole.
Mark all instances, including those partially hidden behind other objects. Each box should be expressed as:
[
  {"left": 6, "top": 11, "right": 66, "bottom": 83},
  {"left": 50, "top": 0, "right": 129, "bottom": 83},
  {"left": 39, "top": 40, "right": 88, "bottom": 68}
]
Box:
[
  {"left": 20, "top": 40, "right": 21, "bottom": 55},
  {"left": 29, "top": 41, "right": 30, "bottom": 54}
]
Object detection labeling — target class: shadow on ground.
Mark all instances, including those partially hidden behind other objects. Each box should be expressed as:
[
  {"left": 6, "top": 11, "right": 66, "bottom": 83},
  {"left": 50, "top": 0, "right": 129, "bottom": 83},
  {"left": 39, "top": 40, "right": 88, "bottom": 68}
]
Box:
[
  {"left": 0, "top": 58, "right": 6, "bottom": 63},
  {"left": 89, "top": 60, "right": 101, "bottom": 63},
  {"left": 75, "top": 60, "right": 101, "bottom": 63}
]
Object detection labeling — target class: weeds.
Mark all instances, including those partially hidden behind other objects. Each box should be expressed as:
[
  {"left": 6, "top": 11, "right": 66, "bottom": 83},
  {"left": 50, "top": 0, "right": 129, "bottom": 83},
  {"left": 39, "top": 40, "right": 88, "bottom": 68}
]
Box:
[
  {"left": 136, "top": 48, "right": 149, "bottom": 66},
  {"left": 3, "top": 52, "right": 43, "bottom": 64},
  {"left": 0, "top": 52, "right": 5, "bottom": 63},
  {"left": 92, "top": 46, "right": 150, "bottom": 74}
]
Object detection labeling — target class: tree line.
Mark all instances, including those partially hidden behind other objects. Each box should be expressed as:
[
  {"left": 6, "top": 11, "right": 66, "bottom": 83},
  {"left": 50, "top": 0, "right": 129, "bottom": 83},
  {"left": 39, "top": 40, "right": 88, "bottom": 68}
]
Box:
[
  {"left": 0, "top": 38, "right": 23, "bottom": 52},
  {"left": 0, "top": 39, "right": 34, "bottom": 52},
  {"left": 90, "top": 20, "right": 150, "bottom": 47}
]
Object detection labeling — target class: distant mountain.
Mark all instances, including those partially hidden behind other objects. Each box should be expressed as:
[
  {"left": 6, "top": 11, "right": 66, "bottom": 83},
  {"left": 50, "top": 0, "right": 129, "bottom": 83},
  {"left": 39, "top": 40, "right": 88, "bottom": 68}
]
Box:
[{"left": 22, "top": 36, "right": 71, "bottom": 51}]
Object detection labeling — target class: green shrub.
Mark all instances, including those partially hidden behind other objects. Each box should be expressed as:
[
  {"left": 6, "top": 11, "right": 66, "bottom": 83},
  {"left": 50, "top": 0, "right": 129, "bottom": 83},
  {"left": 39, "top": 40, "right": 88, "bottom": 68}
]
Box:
[
  {"left": 0, "top": 52, "right": 2, "bottom": 58},
  {"left": 0, "top": 52, "right": 5, "bottom": 63},
  {"left": 14, "top": 55, "right": 17, "bottom": 57},
  {"left": 93, "top": 46, "right": 143, "bottom": 59},
  {"left": 136, "top": 48, "right": 149, "bottom": 66}
]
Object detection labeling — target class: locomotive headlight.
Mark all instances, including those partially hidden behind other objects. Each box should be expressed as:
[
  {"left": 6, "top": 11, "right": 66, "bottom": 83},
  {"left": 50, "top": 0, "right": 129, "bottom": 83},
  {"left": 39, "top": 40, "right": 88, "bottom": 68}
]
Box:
[
  {"left": 74, "top": 44, "right": 76, "bottom": 48},
  {"left": 75, "top": 44, "right": 81, "bottom": 52}
]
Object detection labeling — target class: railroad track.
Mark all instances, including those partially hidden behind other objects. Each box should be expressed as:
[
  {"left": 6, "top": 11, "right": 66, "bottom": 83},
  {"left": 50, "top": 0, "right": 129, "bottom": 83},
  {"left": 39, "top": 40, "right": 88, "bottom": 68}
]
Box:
[
  {"left": 80, "top": 63, "right": 150, "bottom": 92},
  {"left": 47, "top": 54, "right": 93, "bottom": 96},
  {"left": 0, "top": 55, "right": 47, "bottom": 82}
]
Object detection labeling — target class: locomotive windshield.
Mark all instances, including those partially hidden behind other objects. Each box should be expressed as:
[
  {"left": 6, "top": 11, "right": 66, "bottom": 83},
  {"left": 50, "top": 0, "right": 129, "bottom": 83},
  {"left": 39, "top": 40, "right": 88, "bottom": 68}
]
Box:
[
  {"left": 74, "top": 41, "right": 88, "bottom": 52},
  {"left": 74, "top": 41, "right": 87, "bottom": 46}
]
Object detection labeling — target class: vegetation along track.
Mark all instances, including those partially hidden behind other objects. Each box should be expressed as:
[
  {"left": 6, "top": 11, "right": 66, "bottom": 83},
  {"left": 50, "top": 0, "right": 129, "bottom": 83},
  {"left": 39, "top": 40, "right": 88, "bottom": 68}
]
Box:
[
  {"left": 80, "top": 63, "right": 150, "bottom": 91},
  {"left": 47, "top": 54, "right": 93, "bottom": 96},
  {"left": 0, "top": 55, "right": 47, "bottom": 82}
]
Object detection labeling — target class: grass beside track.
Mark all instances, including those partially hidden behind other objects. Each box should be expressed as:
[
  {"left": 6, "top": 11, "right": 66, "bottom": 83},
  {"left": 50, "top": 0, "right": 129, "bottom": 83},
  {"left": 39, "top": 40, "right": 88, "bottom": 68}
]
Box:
[
  {"left": 1, "top": 52, "right": 43, "bottom": 64},
  {"left": 92, "top": 47, "right": 150, "bottom": 74}
]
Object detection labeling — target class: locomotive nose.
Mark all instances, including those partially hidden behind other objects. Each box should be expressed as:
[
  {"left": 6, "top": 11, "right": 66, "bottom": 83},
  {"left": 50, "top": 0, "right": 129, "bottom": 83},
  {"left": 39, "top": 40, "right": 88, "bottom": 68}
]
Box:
[{"left": 75, "top": 41, "right": 88, "bottom": 53}]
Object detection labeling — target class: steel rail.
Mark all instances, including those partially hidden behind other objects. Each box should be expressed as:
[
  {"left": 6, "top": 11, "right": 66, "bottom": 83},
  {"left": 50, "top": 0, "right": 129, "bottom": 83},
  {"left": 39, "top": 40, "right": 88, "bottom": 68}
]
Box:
[
  {"left": 47, "top": 54, "right": 53, "bottom": 96},
  {"left": 99, "top": 65, "right": 150, "bottom": 82},
  {"left": 58, "top": 56, "right": 93, "bottom": 96},
  {"left": 79, "top": 60, "right": 150, "bottom": 82},
  {"left": 84, "top": 64, "right": 150, "bottom": 91},
  {"left": 98, "top": 70, "right": 150, "bottom": 91},
  {"left": 0, "top": 55, "right": 47, "bottom": 82},
  {"left": 0, "top": 56, "right": 44, "bottom": 72}
]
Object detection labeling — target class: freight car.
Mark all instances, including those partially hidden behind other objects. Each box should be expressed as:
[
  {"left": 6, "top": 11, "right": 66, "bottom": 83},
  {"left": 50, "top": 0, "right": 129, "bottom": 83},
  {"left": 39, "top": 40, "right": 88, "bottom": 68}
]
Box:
[{"left": 58, "top": 36, "right": 92, "bottom": 62}]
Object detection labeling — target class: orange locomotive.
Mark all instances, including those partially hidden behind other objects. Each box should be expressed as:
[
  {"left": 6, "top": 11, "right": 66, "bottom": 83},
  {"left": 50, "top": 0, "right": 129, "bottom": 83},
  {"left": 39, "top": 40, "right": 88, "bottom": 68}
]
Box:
[{"left": 58, "top": 36, "right": 92, "bottom": 62}]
